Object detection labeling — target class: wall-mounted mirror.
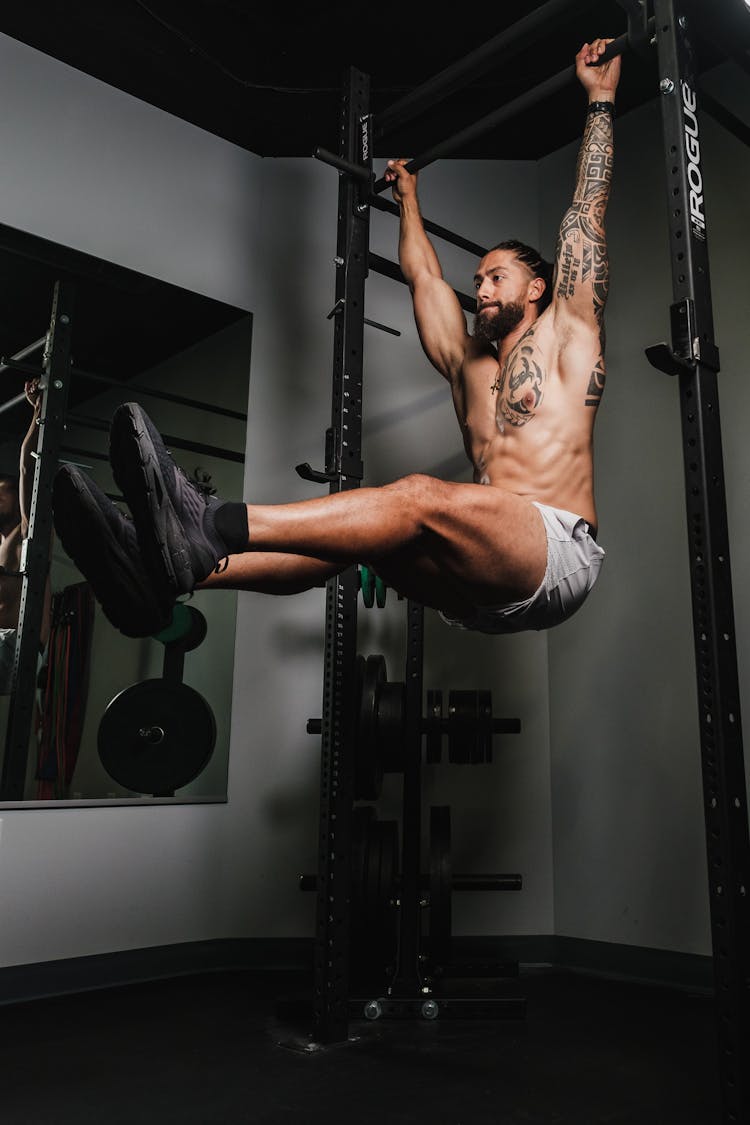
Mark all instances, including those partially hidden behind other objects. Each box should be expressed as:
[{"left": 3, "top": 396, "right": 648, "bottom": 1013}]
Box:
[{"left": 0, "top": 222, "right": 251, "bottom": 805}]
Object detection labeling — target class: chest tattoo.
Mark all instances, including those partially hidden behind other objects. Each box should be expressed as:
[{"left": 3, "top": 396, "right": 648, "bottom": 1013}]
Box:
[{"left": 492, "top": 329, "right": 545, "bottom": 428}]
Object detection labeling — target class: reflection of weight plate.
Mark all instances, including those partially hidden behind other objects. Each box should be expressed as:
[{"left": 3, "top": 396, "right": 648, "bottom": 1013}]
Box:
[
  {"left": 429, "top": 806, "right": 452, "bottom": 969},
  {"left": 98, "top": 679, "right": 216, "bottom": 795}
]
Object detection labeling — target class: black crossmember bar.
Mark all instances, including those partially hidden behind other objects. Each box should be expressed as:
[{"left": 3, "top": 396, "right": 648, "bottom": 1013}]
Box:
[
  {"left": 371, "top": 23, "right": 652, "bottom": 193},
  {"left": 368, "top": 252, "right": 476, "bottom": 315},
  {"left": 368, "top": 196, "right": 488, "bottom": 257},
  {"left": 375, "top": 0, "right": 590, "bottom": 139},
  {"left": 311, "top": 148, "right": 489, "bottom": 258}
]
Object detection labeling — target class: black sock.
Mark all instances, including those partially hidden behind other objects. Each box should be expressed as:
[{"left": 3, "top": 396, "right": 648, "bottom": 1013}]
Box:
[{"left": 214, "top": 502, "right": 250, "bottom": 553}]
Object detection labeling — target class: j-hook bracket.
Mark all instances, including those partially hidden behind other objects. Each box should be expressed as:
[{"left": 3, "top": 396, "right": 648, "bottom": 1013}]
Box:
[{"left": 646, "top": 298, "right": 720, "bottom": 377}]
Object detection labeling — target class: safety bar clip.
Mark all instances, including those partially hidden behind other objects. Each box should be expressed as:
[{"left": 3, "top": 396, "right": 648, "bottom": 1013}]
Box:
[
  {"left": 296, "top": 428, "right": 338, "bottom": 484},
  {"left": 645, "top": 300, "right": 720, "bottom": 376}
]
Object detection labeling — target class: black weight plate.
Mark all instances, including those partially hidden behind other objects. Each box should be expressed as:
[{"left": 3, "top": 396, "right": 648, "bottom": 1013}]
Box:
[
  {"left": 476, "top": 689, "right": 493, "bottom": 764},
  {"left": 468, "top": 691, "right": 484, "bottom": 765},
  {"left": 425, "top": 689, "right": 443, "bottom": 764},
  {"left": 448, "top": 690, "right": 476, "bottom": 764},
  {"left": 349, "top": 809, "right": 398, "bottom": 990},
  {"left": 350, "top": 804, "right": 375, "bottom": 914},
  {"left": 378, "top": 819, "right": 399, "bottom": 972},
  {"left": 355, "top": 654, "right": 386, "bottom": 800},
  {"left": 377, "top": 680, "right": 406, "bottom": 774},
  {"left": 429, "top": 806, "right": 452, "bottom": 969},
  {"left": 349, "top": 805, "right": 373, "bottom": 987},
  {"left": 349, "top": 652, "right": 366, "bottom": 756},
  {"left": 368, "top": 817, "right": 399, "bottom": 977},
  {"left": 98, "top": 679, "right": 216, "bottom": 794}
]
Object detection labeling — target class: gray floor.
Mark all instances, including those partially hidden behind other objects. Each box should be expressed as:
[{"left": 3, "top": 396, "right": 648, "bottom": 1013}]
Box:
[{"left": 0, "top": 967, "right": 720, "bottom": 1124}]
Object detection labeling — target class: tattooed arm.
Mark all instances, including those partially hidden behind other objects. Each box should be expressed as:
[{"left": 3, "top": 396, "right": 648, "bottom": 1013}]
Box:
[{"left": 553, "top": 39, "right": 621, "bottom": 335}]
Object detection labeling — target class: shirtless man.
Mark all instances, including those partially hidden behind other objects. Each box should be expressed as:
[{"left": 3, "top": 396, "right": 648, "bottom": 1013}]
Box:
[
  {"left": 50, "top": 38, "right": 618, "bottom": 640},
  {"left": 0, "top": 380, "right": 50, "bottom": 691}
]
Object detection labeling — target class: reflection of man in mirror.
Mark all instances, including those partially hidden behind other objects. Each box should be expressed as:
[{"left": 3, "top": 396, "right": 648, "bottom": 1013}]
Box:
[{"left": 0, "top": 379, "right": 51, "bottom": 694}]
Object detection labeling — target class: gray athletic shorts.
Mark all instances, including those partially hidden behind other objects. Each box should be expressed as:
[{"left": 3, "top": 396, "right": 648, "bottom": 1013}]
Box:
[{"left": 439, "top": 501, "right": 605, "bottom": 635}]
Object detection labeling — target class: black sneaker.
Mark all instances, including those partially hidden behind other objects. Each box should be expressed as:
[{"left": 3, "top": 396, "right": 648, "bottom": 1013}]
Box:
[
  {"left": 52, "top": 464, "right": 174, "bottom": 638},
  {"left": 108, "top": 401, "right": 229, "bottom": 598}
]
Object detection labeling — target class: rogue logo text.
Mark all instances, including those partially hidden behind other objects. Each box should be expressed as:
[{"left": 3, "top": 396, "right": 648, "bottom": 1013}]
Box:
[{"left": 681, "top": 81, "right": 706, "bottom": 240}]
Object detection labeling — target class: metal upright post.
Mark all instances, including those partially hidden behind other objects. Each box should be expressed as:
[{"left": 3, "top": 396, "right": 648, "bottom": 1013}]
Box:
[
  {"left": 650, "top": 2, "right": 750, "bottom": 1118},
  {"left": 1, "top": 280, "right": 75, "bottom": 800},
  {"left": 308, "top": 67, "right": 370, "bottom": 1045}
]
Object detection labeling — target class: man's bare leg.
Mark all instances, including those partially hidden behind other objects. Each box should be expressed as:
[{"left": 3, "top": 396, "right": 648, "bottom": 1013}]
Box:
[
  {"left": 197, "top": 552, "right": 343, "bottom": 595},
  {"left": 203, "top": 474, "right": 547, "bottom": 610},
  {"left": 196, "top": 546, "right": 480, "bottom": 620},
  {"left": 110, "top": 403, "right": 547, "bottom": 614},
  {"left": 236, "top": 474, "right": 547, "bottom": 604}
]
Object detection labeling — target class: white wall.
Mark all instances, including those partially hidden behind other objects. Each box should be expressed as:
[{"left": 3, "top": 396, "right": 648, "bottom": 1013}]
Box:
[
  {"left": 0, "top": 38, "right": 261, "bottom": 309},
  {"left": 543, "top": 80, "right": 750, "bottom": 955},
  {"left": 0, "top": 34, "right": 554, "bottom": 967}
]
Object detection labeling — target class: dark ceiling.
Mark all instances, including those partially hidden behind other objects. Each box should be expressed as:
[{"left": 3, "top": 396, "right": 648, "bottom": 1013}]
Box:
[{"left": 1, "top": 0, "right": 748, "bottom": 162}]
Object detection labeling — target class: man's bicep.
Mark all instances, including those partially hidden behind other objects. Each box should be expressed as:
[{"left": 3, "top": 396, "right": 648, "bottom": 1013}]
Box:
[{"left": 411, "top": 274, "right": 470, "bottom": 380}]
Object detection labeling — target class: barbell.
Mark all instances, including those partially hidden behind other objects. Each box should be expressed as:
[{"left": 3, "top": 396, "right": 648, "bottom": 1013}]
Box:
[{"left": 308, "top": 653, "right": 521, "bottom": 800}]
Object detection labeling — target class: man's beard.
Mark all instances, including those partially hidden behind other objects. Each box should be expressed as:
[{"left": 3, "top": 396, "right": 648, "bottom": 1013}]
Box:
[{"left": 473, "top": 299, "right": 525, "bottom": 342}]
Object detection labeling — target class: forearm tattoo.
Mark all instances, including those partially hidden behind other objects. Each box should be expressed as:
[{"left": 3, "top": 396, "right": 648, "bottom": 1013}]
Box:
[{"left": 555, "top": 106, "right": 613, "bottom": 324}]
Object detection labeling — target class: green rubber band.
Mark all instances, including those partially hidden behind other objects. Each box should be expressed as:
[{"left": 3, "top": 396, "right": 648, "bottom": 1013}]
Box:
[{"left": 359, "top": 565, "right": 374, "bottom": 609}]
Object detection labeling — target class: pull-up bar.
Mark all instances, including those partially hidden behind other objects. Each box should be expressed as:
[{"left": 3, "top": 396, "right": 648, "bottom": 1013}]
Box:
[
  {"left": 311, "top": 151, "right": 488, "bottom": 256},
  {"left": 375, "top": 0, "right": 590, "bottom": 139},
  {"left": 368, "top": 196, "right": 487, "bottom": 257},
  {"left": 370, "top": 22, "right": 653, "bottom": 194}
]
